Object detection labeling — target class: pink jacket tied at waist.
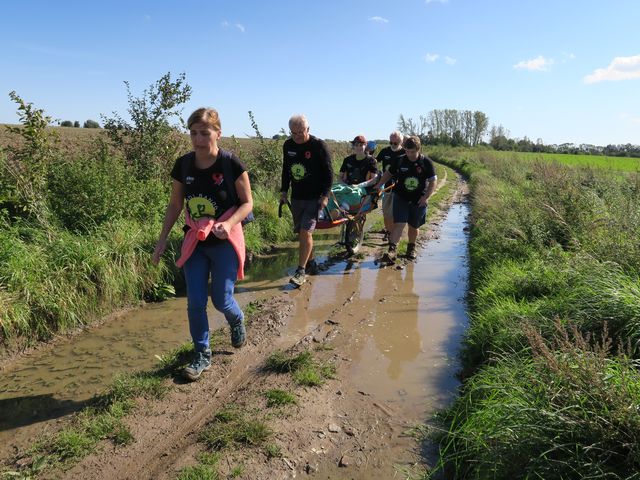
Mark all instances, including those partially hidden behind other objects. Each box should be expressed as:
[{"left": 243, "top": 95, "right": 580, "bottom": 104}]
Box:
[{"left": 175, "top": 207, "right": 245, "bottom": 280}]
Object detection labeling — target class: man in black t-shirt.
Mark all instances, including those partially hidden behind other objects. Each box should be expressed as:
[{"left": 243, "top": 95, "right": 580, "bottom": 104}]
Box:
[
  {"left": 374, "top": 135, "right": 437, "bottom": 263},
  {"left": 280, "top": 114, "right": 333, "bottom": 286},
  {"left": 375, "top": 131, "right": 406, "bottom": 241}
]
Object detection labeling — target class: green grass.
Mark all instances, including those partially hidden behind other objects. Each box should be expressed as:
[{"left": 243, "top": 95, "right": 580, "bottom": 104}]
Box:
[
  {"left": 265, "top": 350, "right": 313, "bottom": 373},
  {"left": 177, "top": 464, "right": 219, "bottom": 480},
  {"left": 493, "top": 150, "right": 640, "bottom": 172},
  {"left": 430, "top": 338, "right": 640, "bottom": 479},
  {"left": 265, "top": 349, "right": 336, "bottom": 387},
  {"left": 264, "top": 389, "right": 297, "bottom": 407},
  {"left": 264, "top": 443, "right": 282, "bottom": 458},
  {"left": 199, "top": 406, "right": 272, "bottom": 451},
  {"left": 426, "top": 146, "right": 640, "bottom": 479}
]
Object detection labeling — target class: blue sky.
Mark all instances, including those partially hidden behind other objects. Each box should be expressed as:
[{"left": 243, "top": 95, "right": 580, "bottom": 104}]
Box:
[{"left": 1, "top": 0, "right": 639, "bottom": 146}]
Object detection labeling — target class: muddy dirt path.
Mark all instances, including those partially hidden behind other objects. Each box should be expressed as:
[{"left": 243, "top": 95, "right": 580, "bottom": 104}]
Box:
[
  {"left": 2, "top": 175, "right": 469, "bottom": 479},
  {"left": 54, "top": 177, "right": 470, "bottom": 480}
]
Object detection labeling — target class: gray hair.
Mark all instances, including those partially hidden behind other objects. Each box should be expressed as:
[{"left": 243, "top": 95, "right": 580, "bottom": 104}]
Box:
[
  {"left": 288, "top": 114, "right": 309, "bottom": 130},
  {"left": 390, "top": 130, "right": 403, "bottom": 141}
]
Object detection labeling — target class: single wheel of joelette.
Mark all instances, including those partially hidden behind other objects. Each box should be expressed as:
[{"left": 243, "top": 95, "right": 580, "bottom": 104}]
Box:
[{"left": 344, "top": 216, "right": 365, "bottom": 255}]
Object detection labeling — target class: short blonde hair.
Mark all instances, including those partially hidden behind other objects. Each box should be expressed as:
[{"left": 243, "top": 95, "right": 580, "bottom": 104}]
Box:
[{"left": 187, "top": 108, "right": 221, "bottom": 131}]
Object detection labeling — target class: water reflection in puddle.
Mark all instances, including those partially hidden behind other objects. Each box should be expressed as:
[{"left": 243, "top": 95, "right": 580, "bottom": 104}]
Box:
[
  {"left": 282, "top": 203, "right": 470, "bottom": 416},
  {"left": 0, "top": 236, "right": 338, "bottom": 449}
]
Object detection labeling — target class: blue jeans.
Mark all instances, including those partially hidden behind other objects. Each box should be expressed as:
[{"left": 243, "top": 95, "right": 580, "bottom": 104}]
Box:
[{"left": 183, "top": 241, "right": 243, "bottom": 352}]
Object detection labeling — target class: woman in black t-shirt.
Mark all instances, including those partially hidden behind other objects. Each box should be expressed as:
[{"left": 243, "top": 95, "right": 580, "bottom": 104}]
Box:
[{"left": 152, "top": 107, "right": 253, "bottom": 381}]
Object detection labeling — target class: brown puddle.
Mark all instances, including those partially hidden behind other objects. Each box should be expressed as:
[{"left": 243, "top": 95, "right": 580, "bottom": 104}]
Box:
[
  {"left": 281, "top": 202, "right": 470, "bottom": 478},
  {"left": 0, "top": 239, "right": 336, "bottom": 455}
]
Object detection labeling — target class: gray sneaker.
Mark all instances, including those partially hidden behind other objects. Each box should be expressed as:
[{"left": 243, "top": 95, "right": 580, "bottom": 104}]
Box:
[
  {"left": 230, "top": 320, "right": 246, "bottom": 348},
  {"left": 184, "top": 349, "right": 211, "bottom": 381},
  {"left": 406, "top": 243, "right": 417, "bottom": 260},
  {"left": 289, "top": 267, "right": 306, "bottom": 287}
]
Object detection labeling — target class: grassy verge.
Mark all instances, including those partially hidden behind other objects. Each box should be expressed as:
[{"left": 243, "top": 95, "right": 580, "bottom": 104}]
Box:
[{"left": 422, "top": 147, "right": 640, "bottom": 479}]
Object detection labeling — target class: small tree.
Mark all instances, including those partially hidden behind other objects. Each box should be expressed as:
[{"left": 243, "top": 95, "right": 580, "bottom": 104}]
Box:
[
  {"left": 3, "top": 91, "right": 59, "bottom": 223},
  {"left": 83, "top": 119, "right": 100, "bottom": 128},
  {"left": 101, "top": 71, "right": 192, "bottom": 180},
  {"left": 73, "top": 120, "right": 80, "bottom": 128},
  {"left": 60, "top": 120, "right": 73, "bottom": 127},
  {"left": 247, "top": 111, "right": 284, "bottom": 190}
]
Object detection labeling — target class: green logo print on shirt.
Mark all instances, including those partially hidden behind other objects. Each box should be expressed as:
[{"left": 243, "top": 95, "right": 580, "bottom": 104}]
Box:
[
  {"left": 291, "top": 163, "right": 307, "bottom": 181},
  {"left": 404, "top": 177, "right": 419, "bottom": 192},
  {"left": 187, "top": 197, "right": 217, "bottom": 219}
]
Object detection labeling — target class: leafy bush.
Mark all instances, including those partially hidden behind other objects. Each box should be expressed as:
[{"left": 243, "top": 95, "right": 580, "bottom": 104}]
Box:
[{"left": 101, "top": 71, "right": 191, "bottom": 180}]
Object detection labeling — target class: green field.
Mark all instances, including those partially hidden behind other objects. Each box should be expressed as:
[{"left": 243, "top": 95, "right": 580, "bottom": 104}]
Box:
[{"left": 492, "top": 149, "right": 640, "bottom": 172}]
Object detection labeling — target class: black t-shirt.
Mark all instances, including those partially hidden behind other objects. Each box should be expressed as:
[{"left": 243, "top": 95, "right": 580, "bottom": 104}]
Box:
[
  {"left": 376, "top": 146, "right": 406, "bottom": 188},
  {"left": 339, "top": 154, "right": 378, "bottom": 185},
  {"left": 388, "top": 154, "right": 437, "bottom": 204},
  {"left": 281, "top": 135, "right": 333, "bottom": 200},
  {"left": 171, "top": 150, "right": 246, "bottom": 244}
]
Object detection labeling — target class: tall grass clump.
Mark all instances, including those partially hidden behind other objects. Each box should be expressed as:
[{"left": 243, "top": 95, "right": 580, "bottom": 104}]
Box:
[
  {"left": 429, "top": 327, "right": 640, "bottom": 479},
  {"left": 428, "top": 147, "right": 640, "bottom": 478},
  {"left": 0, "top": 217, "right": 171, "bottom": 343}
]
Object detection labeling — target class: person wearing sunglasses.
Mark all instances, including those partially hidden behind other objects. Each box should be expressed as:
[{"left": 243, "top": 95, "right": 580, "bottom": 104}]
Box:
[
  {"left": 374, "top": 135, "right": 437, "bottom": 263},
  {"left": 280, "top": 114, "right": 334, "bottom": 287},
  {"left": 375, "top": 131, "right": 406, "bottom": 242}
]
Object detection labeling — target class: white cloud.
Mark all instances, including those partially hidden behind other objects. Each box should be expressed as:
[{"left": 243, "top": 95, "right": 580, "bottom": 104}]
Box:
[
  {"left": 583, "top": 54, "right": 640, "bottom": 84},
  {"left": 221, "top": 21, "right": 245, "bottom": 32},
  {"left": 424, "top": 53, "right": 439, "bottom": 62},
  {"left": 513, "top": 55, "right": 554, "bottom": 71},
  {"left": 444, "top": 56, "right": 457, "bottom": 65},
  {"left": 369, "top": 16, "right": 389, "bottom": 23}
]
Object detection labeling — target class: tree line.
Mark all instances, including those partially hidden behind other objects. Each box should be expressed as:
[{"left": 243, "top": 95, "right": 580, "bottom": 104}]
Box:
[
  {"left": 398, "top": 111, "right": 640, "bottom": 158},
  {"left": 58, "top": 119, "right": 100, "bottom": 128}
]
